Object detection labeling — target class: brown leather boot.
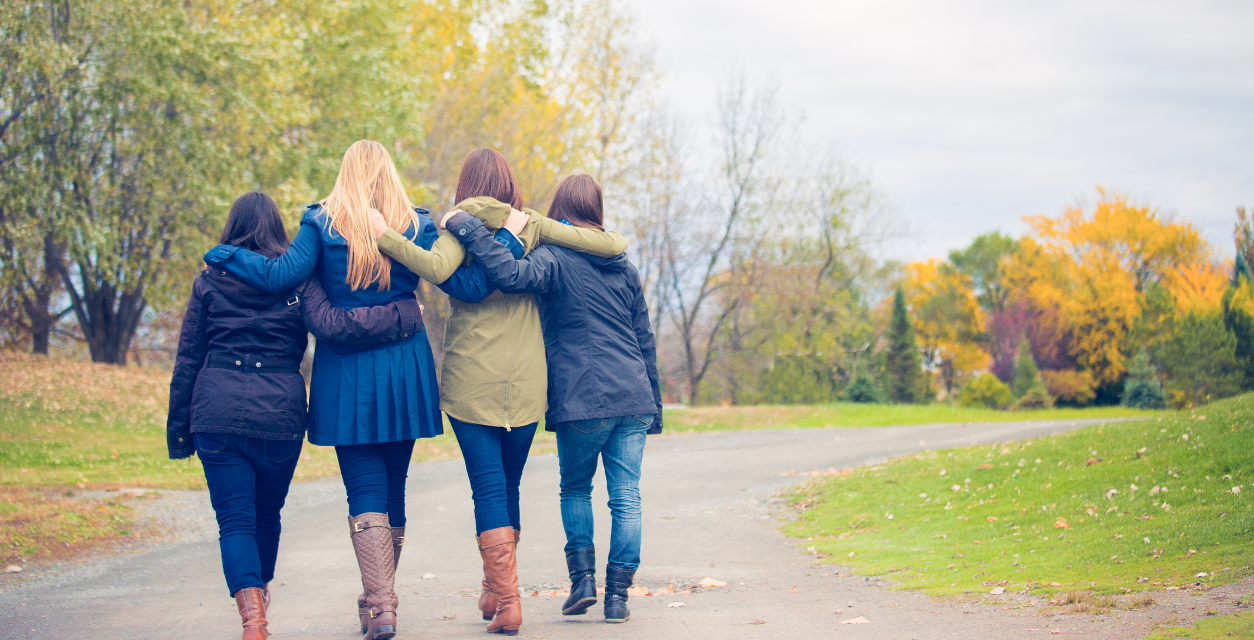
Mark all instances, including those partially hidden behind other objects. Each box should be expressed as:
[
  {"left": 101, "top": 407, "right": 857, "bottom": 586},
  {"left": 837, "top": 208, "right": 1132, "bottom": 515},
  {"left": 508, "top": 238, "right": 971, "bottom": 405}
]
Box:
[
  {"left": 481, "top": 526, "right": 522, "bottom": 635},
  {"left": 477, "top": 528, "right": 519, "bottom": 621},
  {"left": 234, "top": 587, "right": 269, "bottom": 640},
  {"left": 359, "top": 524, "right": 404, "bottom": 633},
  {"left": 349, "top": 513, "right": 398, "bottom": 640}
]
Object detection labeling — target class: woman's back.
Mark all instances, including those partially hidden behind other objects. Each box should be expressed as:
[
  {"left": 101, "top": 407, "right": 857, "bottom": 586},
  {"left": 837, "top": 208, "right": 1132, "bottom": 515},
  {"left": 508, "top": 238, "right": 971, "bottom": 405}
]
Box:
[{"left": 304, "top": 205, "right": 437, "bottom": 309}]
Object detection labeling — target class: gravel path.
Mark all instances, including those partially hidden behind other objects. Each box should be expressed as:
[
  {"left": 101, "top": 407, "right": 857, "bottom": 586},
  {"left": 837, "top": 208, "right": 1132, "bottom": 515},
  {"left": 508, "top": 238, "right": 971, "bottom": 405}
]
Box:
[{"left": 2, "top": 418, "right": 1249, "bottom": 639}]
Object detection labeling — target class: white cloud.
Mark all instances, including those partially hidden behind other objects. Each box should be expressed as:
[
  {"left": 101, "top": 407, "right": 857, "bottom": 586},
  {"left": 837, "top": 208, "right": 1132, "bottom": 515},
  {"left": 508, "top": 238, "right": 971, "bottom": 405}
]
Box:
[{"left": 630, "top": 0, "right": 1254, "bottom": 260}]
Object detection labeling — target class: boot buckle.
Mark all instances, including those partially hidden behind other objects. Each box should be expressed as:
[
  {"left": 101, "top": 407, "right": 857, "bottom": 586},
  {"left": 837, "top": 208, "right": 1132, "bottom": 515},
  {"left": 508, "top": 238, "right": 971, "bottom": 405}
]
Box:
[{"left": 395, "top": 536, "right": 404, "bottom": 546}]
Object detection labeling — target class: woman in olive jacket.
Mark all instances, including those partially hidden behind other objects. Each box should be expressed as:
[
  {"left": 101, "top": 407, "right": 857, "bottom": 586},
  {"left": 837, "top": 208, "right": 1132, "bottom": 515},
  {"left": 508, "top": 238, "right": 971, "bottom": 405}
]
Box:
[
  {"left": 167, "top": 191, "right": 422, "bottom": 640},
  {"left": 367, "top": 148, "right": 628, "bottom": 636}
]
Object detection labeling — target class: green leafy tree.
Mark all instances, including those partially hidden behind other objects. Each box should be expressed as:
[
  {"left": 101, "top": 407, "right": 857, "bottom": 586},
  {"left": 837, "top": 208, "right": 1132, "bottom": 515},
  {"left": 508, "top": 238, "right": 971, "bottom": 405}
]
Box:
[
  {"left": 760, "top": 355, "right": 838, "bottom": 404},
  {"left": 885, "top": 287, "right": 928, "bottom": 403},
  {"left": 1161, "top": 312, "right": 1241, "bottom": 407},
  {"left": 948, "top": 231, "right": 1019, "bottom": 312},
  {"left": 957, "top": 373, "right": 1012, "bottom": 409},
  {"left": 1122, "top": 347, "right": 1167, "bottom": 409},
  {"left": 1221, "top": 288, "right": 1254, "bottom": 390},
  {"left": 1011, "top": 338, "right": 1041, "bottom": 397},
  {"left": 843, "top": 370, "right": 884, "bottom": 404}
]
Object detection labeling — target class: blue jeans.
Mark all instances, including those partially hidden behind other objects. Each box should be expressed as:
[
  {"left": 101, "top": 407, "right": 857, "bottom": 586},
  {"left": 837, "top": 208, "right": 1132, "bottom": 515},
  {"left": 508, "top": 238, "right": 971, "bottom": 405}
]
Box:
[
  {"left": 555, "top": 414, "right": 653, "bottom": 571},
  {"left": 194, "top": 433, "right": 302, "bottom": 596},
  {"left": 449, "top": 417, "right": 537, "bottom": 534},
  {"left": 335, "top": 440, "right": 416, "bottom": 526}
]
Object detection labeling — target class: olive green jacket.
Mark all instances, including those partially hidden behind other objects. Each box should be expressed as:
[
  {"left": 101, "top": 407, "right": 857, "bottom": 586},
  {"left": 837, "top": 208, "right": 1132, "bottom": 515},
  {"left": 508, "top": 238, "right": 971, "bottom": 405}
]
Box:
[{"left": 376, "top": 197, "right": 628, "bottom": 428}]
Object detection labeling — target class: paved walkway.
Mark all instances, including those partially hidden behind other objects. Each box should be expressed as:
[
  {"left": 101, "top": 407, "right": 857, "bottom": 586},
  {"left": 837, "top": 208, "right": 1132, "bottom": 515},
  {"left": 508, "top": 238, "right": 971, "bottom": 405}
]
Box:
[{"left": 6, "top": 418, "right": 1243, "bottom": 639}]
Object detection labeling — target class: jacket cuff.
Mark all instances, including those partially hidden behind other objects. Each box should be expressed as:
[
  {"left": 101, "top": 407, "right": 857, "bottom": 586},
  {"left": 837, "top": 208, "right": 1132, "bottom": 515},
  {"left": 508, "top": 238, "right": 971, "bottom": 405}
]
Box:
[
  {"left": 397, "top": 298, "right": 423, "bottom": 338},
  {"left": 446, "top": 212, "right": 486, "bottom": 243},
  {"left": 203, "top": 244, "right": 240, "bottom": 265},
  {"left": 168, "top": 432, "right": 192, "bottom": 458},
  {"left": 378, "top": 228, "right": 410, "bottom": 255}
]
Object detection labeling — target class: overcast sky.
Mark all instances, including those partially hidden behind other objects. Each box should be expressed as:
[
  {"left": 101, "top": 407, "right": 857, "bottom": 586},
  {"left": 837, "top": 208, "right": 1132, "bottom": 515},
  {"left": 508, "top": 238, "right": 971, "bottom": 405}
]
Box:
[{"left": 628, "top": 0, "right": 1254, "bottom": 262}]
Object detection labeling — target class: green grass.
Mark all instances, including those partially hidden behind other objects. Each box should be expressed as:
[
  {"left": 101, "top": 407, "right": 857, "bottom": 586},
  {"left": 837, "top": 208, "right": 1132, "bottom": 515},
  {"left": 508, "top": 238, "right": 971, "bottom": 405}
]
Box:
[
  {"left": 783, "top": 393, "right": 1254, "bottom": 597},
  {"left": 1145, "top": 612, "right": 1254, "bottom": 639},
  {"left": 661, "top": 402, "right": 1156, "bottom": 433}
]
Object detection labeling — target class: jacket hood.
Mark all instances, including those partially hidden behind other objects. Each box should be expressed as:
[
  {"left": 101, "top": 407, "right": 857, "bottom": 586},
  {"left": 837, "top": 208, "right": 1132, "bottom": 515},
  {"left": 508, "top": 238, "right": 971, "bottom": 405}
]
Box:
[
  {"left": 202, "top": 267, "right": 289, "bottom": 310},
  {"left": 581, "top": 251, "right": 629, "bottom": 273}
]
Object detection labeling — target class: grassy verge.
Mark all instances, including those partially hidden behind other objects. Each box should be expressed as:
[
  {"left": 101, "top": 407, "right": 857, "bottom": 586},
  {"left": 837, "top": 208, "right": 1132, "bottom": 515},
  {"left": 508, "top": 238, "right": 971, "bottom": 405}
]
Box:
[
  {"left": 784, "top": 393, "right": 1254, "bottom": 597},
  {"left": 1145, "top": 612, "right": 1254, "bottom": 639},
  {"left": 661, "top": 403, "right": 1156, "bottom": 433}
]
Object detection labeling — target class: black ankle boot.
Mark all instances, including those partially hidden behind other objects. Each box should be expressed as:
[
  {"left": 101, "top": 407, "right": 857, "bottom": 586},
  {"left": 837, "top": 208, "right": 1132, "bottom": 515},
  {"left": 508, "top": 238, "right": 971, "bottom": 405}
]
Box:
[
  {"left": 561, "top": 547, "right": 597, "bottom": 615},
  {"left": 603, "top": 566, "right": 635, "bottom": 623}
]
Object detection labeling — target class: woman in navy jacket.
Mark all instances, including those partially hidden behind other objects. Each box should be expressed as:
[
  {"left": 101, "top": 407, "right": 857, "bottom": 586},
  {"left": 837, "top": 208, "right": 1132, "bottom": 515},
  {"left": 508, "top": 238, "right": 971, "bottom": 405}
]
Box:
[
  {"left": 443, "top": 174, "right": 663, "bottom": 624},
  {"left": 167, "top": 191, "right": 421, "bottom": 640}
]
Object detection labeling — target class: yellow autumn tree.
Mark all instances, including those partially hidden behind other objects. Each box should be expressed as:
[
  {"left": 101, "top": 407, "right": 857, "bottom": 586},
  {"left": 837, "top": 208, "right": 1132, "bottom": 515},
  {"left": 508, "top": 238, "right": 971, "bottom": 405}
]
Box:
[
  {"left": 1164, "top": 262, "right": 1230, "bottom": 315},
  {"left": 1021, "top": 189, "right": 1210, "bottom": 387},
  {"left": 904, "top": 259, "right": 986, "bottom": 396}
]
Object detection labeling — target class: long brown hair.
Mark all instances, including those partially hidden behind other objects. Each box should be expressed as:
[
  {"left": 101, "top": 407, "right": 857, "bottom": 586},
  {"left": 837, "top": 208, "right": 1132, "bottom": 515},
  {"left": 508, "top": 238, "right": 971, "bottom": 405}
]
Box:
[
  {"left": 455, "top": 148, "right": 524, "bottom": 210},
  {"left": 549, "top": 174, "right": 604, "bottom": 231},
  {"left": 321, "top": 140, "right": 419, "bottom": 291},
  {"left": 220, "top": 192, "right": 289, "bottom": 257}
]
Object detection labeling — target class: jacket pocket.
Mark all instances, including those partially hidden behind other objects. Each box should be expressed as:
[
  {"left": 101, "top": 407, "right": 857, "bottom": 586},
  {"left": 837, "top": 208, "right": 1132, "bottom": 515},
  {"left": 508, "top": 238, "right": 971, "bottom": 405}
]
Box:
[{"left": 263, "top": 439, "right": 303, "bottom": 463}]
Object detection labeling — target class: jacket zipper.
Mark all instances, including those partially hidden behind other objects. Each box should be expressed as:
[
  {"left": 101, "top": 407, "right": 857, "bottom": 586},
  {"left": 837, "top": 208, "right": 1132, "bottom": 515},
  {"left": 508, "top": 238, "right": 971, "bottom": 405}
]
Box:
[{"left": 503, "top": 382, "right": 511, "bottom": 430}]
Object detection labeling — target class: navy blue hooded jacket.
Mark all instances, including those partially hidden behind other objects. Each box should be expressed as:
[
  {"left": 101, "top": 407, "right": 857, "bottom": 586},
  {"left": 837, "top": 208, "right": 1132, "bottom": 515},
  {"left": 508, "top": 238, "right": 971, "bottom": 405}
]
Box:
[
  {"left": 166, "top": 269, "right": 423, "bottom": 458},
  {"left": 446, "top": 212, "right": 662, "bottom": 433}
]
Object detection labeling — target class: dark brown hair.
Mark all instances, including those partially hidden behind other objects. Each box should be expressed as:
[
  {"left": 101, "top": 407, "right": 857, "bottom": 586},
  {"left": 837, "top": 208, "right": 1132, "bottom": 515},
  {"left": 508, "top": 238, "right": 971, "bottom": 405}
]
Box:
[
  {"left": 548, "top": 174, "right": 603, "bottom": 231},
  {"left": 455, "top": 148, "right": 524, "bottom": 210},
  {"left": 220, "top": 191, "right": 289, "bottom": 257}
]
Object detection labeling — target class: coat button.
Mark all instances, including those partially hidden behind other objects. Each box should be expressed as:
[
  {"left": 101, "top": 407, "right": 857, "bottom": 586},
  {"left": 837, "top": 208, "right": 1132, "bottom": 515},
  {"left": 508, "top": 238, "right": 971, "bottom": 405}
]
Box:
[
  {"left": 178, "top": 437, "right": 184, "bottom": 443},
  {"left": 255, "top": 362, "right": 262, "bottom": 368},
  {"left": 458, "top": 228, "right": 467, "bottom": 236},
  {"left": 235, "top": 360, "right": 241, "bottom": 366},
  {"left": 402, "top": 333, "right": 409, "bottom": 338}
]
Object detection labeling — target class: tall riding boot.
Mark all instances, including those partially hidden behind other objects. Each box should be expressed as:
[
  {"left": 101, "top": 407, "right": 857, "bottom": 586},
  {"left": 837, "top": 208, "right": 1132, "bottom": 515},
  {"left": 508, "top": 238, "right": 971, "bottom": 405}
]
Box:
[
  {"left": 349, "top": 514, "right": 398, "bottom": 640},
  {"left": 359, "top": 525, "right": 404, "bottom": 633},
  {"left": 561, "top": 547, "right": 597, "bottom": 615},
  {"left": 480, "top": 526, "right": 522, "bottom": 635},
  {"left": 478, "top": 528, "right": 519, "bottom": 621},
  {"left": 603, "top": 566, "right": 635, "bottom": 623},
  {"left": 234, "top": 587, "right": 269, "bottom": 640}
]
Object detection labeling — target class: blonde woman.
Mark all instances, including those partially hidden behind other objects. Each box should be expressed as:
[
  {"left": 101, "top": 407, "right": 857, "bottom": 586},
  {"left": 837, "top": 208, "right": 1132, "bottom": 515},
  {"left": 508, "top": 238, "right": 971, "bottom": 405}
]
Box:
[
  {"left": 203, "top": 141, "right": 502, "bottom": 639},
  {"left": 366, "top": 148, "right": 629, "bottom": 636}
]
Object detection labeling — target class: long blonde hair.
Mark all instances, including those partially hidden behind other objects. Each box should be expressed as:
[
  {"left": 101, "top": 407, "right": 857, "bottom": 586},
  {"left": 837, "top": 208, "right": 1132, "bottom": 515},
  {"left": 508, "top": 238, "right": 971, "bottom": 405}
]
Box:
[{"left": 321, "top": 140, "right": 419, "bottom": 291}]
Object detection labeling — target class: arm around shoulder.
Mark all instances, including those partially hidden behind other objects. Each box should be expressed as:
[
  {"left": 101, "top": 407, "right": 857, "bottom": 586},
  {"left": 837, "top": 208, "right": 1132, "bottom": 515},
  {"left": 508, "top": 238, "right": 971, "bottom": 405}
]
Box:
[
  {"left": 533, "top": 216, "right": 628, "bottom": 258},
  {"left": 378, "top": 228, "right": 465, "bottom": 285}
]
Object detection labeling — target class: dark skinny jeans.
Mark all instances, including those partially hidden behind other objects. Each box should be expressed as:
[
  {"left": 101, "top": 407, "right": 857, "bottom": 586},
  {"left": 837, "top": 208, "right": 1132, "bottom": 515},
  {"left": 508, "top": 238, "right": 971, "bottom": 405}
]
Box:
[
  {"left": 449, "top": 417, "right": 537, "bottom": 534},
  {"left": 335, "top": 440, "right": 417, "bottom": 527},
  {"left": 195, "top": 433, "right": 302, "bottom": 596}
]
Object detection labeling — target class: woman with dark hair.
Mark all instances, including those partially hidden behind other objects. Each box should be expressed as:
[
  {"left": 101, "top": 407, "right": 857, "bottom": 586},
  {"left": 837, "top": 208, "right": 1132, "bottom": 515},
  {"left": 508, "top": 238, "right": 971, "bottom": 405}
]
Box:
[
  {"left": 367, "top": 149, "right": 629, "bottom": 636},
  {"left": 441, "top": 173, "right": 662, "bottom": 624},
  {"left": 168, "top": 191, "right": 425, "bottom": 640}
]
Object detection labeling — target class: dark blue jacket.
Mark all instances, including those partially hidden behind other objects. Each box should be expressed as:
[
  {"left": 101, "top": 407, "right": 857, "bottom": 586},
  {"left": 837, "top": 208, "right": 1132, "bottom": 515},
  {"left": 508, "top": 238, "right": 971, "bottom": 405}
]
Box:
[
  {"left": 447, "top": 213, "right": 662, "bottom": 433},
  {"left": 166, "top": 269, "right": 423, "bottom": 458}
]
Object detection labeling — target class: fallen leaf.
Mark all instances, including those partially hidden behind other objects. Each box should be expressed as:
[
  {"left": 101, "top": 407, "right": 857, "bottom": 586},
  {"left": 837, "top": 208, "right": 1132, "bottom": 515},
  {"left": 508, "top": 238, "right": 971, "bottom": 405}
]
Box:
[
  {"left": 979, "top": 464, "right": 994, "bottom": 470},
  {"left": 990, "top": 587, "right": 1006, "bottom": 595},
  {"left": 441, "top": 615, "right": 457, "bottom": 621},
  {"left": 698, "top": 577, "right": 727, "bottom": 588},
  {"left": 750, "top": 618, "right": 767, "bottom": 625},
  {"left": 4, "top": 565, "right": 20, "bottom": 573},
  {"left": 1086, "top": 458, "right": 1098, "bottom": 466},
  {"left": 422, "top": 573, "right": 436, "bottom": 580},
  {"left": 987, "top": 516, "right": 999, "bottom": 522},
  {"left": 1054, "top": 518, "right": 1069, "bottom": 529},
  {"left": 627, "top": 586, "right": 651, "bottom": 597},
  {"left": 789, "top": 586, "right": 797, "bottom": 593},
  {"left": 841, "top": 616, "right": 871, "bottom": 625},
  {"left": 1048, "top": 582, "right": 1062, "bottom": 587},
  {"left": 668, "top": 602, "right": 685, "bottom": 608}
]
